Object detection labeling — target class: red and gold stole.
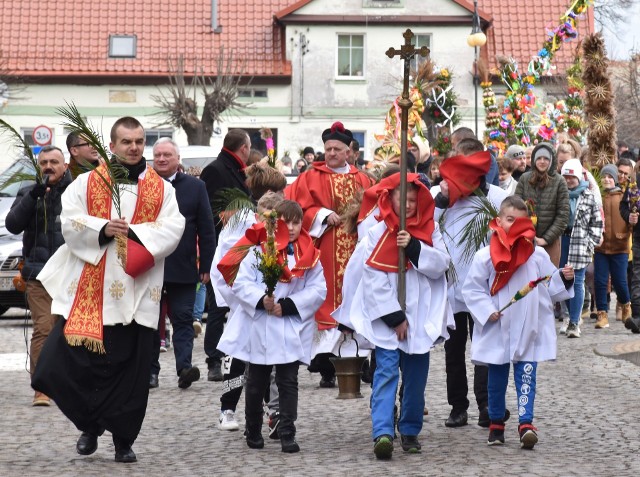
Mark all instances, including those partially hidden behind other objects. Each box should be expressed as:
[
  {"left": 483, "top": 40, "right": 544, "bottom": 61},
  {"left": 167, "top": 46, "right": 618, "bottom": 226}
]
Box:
[
  {"left": 63, "top": 165, "right": 164, "bottom": 353},
  {"left": 489, "top": 217, "right": 536, "bottom": 295}
]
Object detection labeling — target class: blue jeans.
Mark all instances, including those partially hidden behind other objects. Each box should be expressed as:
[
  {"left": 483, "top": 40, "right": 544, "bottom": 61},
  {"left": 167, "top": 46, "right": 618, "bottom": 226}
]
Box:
[
  {"left": 371, "top": 347, "right": 429, "bottom": 439},
  {"left": 488, "top": 361, "right": 537, "bottom": 424},
  {"left": 560, "top": 236, "right": 586, "bottom": 325},
  {"left": 164, "top": 282, "right": 197, "bottom": 375},
  {"left": 594, "top": 252, "right": 630, "bottom": 311},
  {"left": 193, "top": 282, "right": 206, "bottom": 322}
]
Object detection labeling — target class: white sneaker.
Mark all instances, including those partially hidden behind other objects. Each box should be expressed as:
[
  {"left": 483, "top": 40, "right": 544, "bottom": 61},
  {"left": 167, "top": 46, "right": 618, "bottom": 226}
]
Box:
[
  {"left": 559, "top": 317, "right": 570, "bottom": 334},
  {"left": 193, "top": 320, "right": 202, "bottom": 338},
  {"left": 566, "top": 322, "right": 581, "bottom": 338},
  {"left": 218, "top": 410, "right": 240, "bottom": 431}
]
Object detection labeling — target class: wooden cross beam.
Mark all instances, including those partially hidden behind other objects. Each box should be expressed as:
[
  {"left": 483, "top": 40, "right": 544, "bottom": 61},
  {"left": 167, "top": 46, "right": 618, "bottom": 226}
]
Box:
[{"left": 385, "top": 28, "right": 429, "bottom": 311}]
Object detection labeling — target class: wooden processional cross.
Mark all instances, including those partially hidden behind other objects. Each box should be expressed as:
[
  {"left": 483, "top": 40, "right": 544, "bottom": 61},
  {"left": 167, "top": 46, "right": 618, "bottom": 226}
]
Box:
[{"left": 385, "top": 29, "right": 429, "bottom": 310}]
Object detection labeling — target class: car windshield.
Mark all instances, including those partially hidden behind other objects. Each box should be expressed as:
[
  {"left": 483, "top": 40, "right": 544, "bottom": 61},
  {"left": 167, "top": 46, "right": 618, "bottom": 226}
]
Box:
[{"left": 0, "top": 159, "right": 36, "bottom": 197}]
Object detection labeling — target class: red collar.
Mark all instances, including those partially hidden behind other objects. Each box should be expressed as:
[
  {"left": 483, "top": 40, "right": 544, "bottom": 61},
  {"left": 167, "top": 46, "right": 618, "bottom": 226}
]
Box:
[
  {"left": 222, "top": 147, "right": 246, "bottom": 171},
  {"left": 489, "top": 217, "right": 536, "bottom": 295}
]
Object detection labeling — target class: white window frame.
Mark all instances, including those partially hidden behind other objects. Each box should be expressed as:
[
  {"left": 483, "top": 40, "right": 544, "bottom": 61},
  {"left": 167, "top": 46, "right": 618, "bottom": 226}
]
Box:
[
  {"left": 336, "top": 33, "right": 366, "bottom": 80},
  {"left": 144, "top": 129, "right": 173, "bottom": 147},
  {"left": 411, "top": 33, "right": 432, "bottom": 72}
]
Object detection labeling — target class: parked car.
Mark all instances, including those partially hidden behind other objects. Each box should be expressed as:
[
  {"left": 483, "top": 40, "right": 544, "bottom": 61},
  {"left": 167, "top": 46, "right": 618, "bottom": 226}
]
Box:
[
  {"left": 144, "top": 145, "right": 217, "bottom": 174},
  {"left": 0, "top": 157, "right": 35, "bottom": 314}
]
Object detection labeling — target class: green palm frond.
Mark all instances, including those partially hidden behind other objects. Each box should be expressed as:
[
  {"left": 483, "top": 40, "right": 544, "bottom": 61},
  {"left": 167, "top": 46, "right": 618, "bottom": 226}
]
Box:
[
  {"left": 57, "top": 102, "right": 134, "bottom": 217},
  {"left": 0, "top": 118, "right": 42, "bottom": 183},
  {"left": 452, "top": 190, "right": 499, "bottom": 264},
  {"left": 211, "top": 188, "right": 256, "bottom": 230}
]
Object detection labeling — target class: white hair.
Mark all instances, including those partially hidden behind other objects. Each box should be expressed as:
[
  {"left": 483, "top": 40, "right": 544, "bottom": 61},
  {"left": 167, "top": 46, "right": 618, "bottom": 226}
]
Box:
[{"left": 153, "top": 137, "right": 180, "bottom": 156}]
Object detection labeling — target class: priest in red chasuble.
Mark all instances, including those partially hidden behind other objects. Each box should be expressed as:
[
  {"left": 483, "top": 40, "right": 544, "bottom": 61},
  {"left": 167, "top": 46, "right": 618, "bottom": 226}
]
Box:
[{"left": 286, "top": 122, "right": 374, "bottom": 387}]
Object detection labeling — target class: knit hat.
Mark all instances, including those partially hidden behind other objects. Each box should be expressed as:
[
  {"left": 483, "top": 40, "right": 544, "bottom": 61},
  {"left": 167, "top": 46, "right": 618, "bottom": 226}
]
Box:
[
  {"left": 561, "top": 158, "right": 583, "bottom": 178},
  {"left": 412, "top": 136, "right": 431, "bottom": 164},
  {"left": 505, "top": 145, "right": 525, "bottom": 160},
  {"left": 533, "top": 147, "right": 552, "bottom": 163},
  {"left": 321, "top": 122, "right": 353, "bottom": 146},
  {"left": 601, "top": 164, "right": 619, "bottom": 185},
  {"left": 302, "top": 146, "right": 315, "bottom": 156}
]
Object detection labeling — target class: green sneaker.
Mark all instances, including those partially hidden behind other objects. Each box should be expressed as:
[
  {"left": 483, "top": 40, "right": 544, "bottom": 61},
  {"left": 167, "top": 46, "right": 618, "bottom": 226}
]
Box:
[
  {"left": 373, "top": 434, "right": 394, "bottom": 460},
  {"left": 400, "top": 434, "right": 422, "bottom": 453}
]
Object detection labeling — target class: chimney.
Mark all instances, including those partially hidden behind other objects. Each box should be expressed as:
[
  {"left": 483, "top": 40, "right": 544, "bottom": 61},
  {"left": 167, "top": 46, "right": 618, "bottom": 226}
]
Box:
[{"left": 212, "top": 0, "right": 222, "bottom": 33}]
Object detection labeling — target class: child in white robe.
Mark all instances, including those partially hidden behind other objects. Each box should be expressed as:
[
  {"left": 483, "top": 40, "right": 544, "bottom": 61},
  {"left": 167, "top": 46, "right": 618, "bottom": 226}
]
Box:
[
  {"left": 217, "top": 200, "right": 326, "bottom": 453},
  {"left": 348, "top": 173, "right": 451, "bottom": 460},
  {"left": 463, "top": 196, "right": 574, "bottom": 449}
]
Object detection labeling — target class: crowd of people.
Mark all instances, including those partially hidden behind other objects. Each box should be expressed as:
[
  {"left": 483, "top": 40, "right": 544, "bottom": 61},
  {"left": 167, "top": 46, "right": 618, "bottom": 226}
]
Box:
[{"left": 8, "top": 115, "right": 640, "bottom": 463}]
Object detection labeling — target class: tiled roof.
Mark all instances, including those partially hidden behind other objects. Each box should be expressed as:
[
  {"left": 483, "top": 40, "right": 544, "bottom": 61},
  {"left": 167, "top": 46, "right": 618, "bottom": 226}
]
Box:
[
  {"left": 482, "top": 0, "right": 595, "bottom": 75},
  {"left": 0, "top": 0, "right": 595, "bottom": 79},
  {"left": 0, "top": 0, "right": 293, "bottom": 78}
]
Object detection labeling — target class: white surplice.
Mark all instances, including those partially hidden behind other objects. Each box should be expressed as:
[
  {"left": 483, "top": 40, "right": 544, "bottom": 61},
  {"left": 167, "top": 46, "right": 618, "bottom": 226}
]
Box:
[
  {"left": 217, "top": 247, "right": 327, "bottom": 365},
  {"left": 348, "top": 221, "right": 453, "bottom": 353},
  {"left": 37, "top": 168, "right": 185, "bottom": 329},
  {"left": 211, "top": 211, "right": 258, "bottom": 308},
  {"left": 463, "top": 246, "right": 574, "bottom": 365},
  {"left": 431, "top": 184, "right": 509, "bottom": 314}
]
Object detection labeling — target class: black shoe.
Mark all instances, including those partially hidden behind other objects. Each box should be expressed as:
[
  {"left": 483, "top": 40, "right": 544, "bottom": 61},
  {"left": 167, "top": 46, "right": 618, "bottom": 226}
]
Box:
[
  {"left": 207, "top": 361, "right": 223, "bottom": 382},
  {"left": 319, "top": 376, "right": 336, "bottom": 388},
  {"left": 625, "top": 317, "right": 640, "bottom": 334},
  {"left": 280, "top": 434, "right": 300, "bottom": 453},
  {"left": 178, "top": 366, "right": 200, "bottom": 389},
  {"left": 114, "top": 447, "right": 137, "bottom": 463},
  {"left": 487, "top": 421, "right": 505, "bottom": 446},
  {"left": 245, "top": 430, "right": 264, "bottom": 449},
  {"left": 478, "top": 407, "right": 510, "bottom": 427},
  {"left": 400, "top": 434, "right": 421, "bottom": 453},
  {"left": 373, "top": 434, "right": 394, "bottom": 460},
  {"left": 76, "top": 432, "right": 98, "bottom": 455},
  {"left": 149, "top": 374, "right": 159, "bottom": 389},
  {"left": 445, "top": 410, "right": 468, "bottom": 428}
]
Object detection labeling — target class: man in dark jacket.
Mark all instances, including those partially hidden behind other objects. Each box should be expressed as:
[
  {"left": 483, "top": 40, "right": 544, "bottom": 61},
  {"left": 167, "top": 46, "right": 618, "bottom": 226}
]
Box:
[
  {"left": 6, "top": 145, "right": 71, "bottom": 406},
  {"left": 151, "top": 138, "right": 216, "bottom": 389},
  {"left": 199, "top": 129, "right": 251, "bottom": 381}
]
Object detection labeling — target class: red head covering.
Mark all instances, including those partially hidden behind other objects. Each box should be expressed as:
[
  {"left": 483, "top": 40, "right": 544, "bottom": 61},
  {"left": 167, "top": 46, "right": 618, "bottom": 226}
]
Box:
[
  {"left": 366, "top": 173, "right": 435, "bottom": 273},
  {"left": 439, "top": 150, "right": 491, "bottom": 205},
  {"left": 488, "top": 216, "right": 536, "bottom": 295},
  {"left": 217, "top": 219, "right": 320, "bottom": 287}
]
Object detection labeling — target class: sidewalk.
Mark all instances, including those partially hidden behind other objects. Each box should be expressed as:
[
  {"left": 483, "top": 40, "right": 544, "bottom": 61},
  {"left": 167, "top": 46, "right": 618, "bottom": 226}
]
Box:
[{"left": 0, "top": 308, "right": 639, "bottom": 477}]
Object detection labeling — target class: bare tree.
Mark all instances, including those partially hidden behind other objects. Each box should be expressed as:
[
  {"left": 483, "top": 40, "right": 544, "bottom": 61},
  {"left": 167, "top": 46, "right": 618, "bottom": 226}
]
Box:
[
  {"left": 0, "top": 49, "right": 28, "bottom": 107},
  {"left": 595, "top": 0, "right": 639, "bottom": 40},
  {"left": 152, "top": 47, "right": 251, "bottom": 145},
  {"left": 613, "top": 52, "right": 640, "bottom": 146}
]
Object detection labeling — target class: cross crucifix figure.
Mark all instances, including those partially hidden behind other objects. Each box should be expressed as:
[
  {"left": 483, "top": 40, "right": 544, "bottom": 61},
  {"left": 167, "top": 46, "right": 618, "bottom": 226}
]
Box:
[{"left": 385, "top": 29, "right": 429, "bottom": 310}]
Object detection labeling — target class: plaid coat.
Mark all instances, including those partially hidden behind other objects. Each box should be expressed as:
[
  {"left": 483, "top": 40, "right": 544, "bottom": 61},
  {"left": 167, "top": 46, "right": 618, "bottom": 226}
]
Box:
[{"left": 567, "top": 189, "right": 603, "bottom": 269}]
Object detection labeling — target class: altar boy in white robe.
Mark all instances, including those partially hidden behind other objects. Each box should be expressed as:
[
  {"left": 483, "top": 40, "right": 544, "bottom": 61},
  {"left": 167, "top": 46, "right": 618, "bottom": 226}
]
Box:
[
  {"left": 217, "top": 200, "right": 326, "bottom": 454},
  {"left": 463, "top": 196, "right": 574, "bottom": 450},
  {"left": 348, "top": 173, "right": 451, "bottom": 460}
]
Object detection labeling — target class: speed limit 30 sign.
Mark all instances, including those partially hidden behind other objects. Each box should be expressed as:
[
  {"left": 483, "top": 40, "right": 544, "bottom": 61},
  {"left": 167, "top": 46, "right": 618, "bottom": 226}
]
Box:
[{"left": 32, "top": 125, "right": 53, "bottom": 146}]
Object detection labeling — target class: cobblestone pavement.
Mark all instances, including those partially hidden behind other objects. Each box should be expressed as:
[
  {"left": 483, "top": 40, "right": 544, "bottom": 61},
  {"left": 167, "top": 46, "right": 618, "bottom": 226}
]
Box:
[{"left": 1, "top": 307, "right": 639, "bottom": 477}]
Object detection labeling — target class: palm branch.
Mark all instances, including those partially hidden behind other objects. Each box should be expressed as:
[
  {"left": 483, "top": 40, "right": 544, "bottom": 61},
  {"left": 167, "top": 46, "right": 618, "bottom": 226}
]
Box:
[
  {"left": 451, "top": 190, "right": 499, "bottom": 265},
  {"left": 211, "top": 187, "right": 256, "bottom": 230},
  {"left": 0, "top": 118, "right": 42, "bottom": 184},
  {"left": 57, "top": 102, "right": 133, "bottom": 217}
]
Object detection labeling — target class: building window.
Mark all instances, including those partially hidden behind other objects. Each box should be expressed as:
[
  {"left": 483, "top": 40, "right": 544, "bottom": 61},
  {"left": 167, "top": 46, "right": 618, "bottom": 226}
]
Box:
[
  {"left": 20, "top": 128, "right": 36, "bottom": 147},
  {"left": 337, "top": 34, "right": 365, "bottom": 78},
  {"left": 109, "top": 35, "right": 137, "bottom": 58},
  {"left": 411, "top": 34, "right": 431, "bottom": 71},
  {"left": 238, "top": 88, "right": 268, "bottom": 98},
  {"left": 145, "top": 129, "right": 173, "bottom": 147}
]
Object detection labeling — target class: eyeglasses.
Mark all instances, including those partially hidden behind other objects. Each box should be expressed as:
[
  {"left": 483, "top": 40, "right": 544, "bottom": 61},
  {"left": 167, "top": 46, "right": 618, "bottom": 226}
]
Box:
[{"left": 72, "top": 142, "right": 91, "bottom": 148}]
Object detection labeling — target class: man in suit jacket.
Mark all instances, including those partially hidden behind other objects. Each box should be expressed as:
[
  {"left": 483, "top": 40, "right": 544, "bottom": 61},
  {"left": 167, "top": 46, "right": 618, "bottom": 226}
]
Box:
[
  {"left": 199, "top": 129, "right": 251, "bottom": 381},
  {"left": 151, "top": 138, "right": 216, "bottom": 389}
]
